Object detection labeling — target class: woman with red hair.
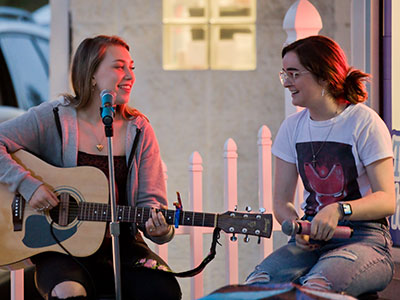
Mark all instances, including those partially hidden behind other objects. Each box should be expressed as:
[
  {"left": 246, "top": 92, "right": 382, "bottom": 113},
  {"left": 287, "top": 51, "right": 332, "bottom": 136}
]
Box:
[{"left": 246, "top": 35, "right": 395, "bottom": 297}]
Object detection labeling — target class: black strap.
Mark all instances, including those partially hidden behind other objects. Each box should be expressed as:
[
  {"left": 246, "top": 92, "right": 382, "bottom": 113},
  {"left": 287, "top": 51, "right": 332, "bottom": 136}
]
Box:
[
  {"left": 128, "top": 128, "right": 141, "bottom": 167},
  {"left": 171, "top": 227, "right": 221, "bottom": 278},
  {"left": 53, "top": 107, "right": 63, "bottom": 161},
  {"left": 53, "top": 107, "right": 62, "bottom": 141}
]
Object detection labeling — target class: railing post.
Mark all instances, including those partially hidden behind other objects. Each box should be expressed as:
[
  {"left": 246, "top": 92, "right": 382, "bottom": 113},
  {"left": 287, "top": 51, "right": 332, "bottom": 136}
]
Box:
[
  {"left": 223, "top": 138, "right": 238, "bottom": 285},
  {"left": 11, "top": 269, "right": 24, "bottom": 300},
  {"left": 189, "top": 151, "right": 204, "bottom": 299},
  {"left": 282, "top": 0, "right": 323, "bottom": 46},
  {"left": 257, "top": 126, "right": 275, "bottom": 259}
]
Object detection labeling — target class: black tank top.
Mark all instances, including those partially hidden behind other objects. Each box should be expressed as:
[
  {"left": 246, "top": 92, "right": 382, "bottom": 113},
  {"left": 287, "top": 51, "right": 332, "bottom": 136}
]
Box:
[{"left": 77, "top": 151, "right": 128, "bottom": 205}]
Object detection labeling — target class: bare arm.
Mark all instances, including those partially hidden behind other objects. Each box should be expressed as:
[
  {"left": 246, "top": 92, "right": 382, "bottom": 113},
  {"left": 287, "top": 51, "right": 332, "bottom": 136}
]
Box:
[
  {"left": 344, "top": 157, "right": 395, "bottom": 220},
  {"left": 273, "top": 156, "right": 300, "bottom": 225}
]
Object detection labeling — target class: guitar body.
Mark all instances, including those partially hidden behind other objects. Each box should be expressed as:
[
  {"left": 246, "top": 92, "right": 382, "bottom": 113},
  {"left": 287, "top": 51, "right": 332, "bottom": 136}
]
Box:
[
  {"left": 0, "top": 150, "right": 109, "bottom": 267},
  {"left": 0, "top": 151, "right": 274, "bottom": 269}
]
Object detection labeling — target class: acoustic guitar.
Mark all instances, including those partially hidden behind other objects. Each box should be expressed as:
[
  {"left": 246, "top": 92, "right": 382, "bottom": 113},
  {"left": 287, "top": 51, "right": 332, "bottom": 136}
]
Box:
[{"left": 0, "top": 150, "right": 272, "bottom": 268}]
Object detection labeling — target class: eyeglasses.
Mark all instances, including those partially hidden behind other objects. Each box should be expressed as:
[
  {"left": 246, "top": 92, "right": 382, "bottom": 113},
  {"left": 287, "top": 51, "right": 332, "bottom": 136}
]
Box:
[{"left": 279, "top": 69, "right": 310, "bottom": 85}]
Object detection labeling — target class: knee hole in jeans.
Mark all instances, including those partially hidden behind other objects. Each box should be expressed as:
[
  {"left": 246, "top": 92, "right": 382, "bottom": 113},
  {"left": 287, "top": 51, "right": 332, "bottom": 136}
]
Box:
[
  {"left": 245, "top": 272, "right": 271, "bottom": 284},
  {"left": 301, "top": 274, "right": 333, "bottom": 291}
]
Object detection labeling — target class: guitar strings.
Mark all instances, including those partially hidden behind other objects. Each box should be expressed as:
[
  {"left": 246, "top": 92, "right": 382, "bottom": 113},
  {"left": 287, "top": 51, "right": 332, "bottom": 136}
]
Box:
[
  {"left": 51, "top": 205, "right": 217, "bottom": 226},
  {"left": 48, "top": 205, "right": 268, "bottom": 237}
]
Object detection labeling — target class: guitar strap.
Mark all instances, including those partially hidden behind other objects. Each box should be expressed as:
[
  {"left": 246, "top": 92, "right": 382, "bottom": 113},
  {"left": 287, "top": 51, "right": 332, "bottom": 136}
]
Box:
[{"left": 171, "top": 227, "right": 221, "bottom": 278}]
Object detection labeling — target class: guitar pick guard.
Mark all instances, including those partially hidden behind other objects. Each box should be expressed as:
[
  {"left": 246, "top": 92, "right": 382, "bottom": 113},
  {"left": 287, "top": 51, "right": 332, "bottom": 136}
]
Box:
[{"left": 22, "top": 215, "right": 77, "bottom": 248}]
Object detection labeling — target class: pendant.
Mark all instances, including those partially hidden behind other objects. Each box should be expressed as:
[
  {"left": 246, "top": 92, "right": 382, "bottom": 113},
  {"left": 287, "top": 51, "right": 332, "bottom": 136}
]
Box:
[
  {"left": 96, "top": 144, "right": 104, "bottom": 151},
  {"left": 311, "top": 155, "right": 317, "bottom": 168}
]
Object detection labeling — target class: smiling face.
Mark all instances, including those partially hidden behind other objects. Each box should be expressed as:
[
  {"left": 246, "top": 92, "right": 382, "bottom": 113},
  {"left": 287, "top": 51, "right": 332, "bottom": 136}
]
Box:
[
  {"left": 92, "top": 45, "right": 135, "bottom": 106},
  {"left": 282, "top": 51, "right": 324, "bottom": 109}
]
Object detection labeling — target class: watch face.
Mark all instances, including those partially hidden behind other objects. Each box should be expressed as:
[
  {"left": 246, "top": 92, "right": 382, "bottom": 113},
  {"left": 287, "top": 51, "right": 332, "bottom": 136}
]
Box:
[{"left": 342, "top": 203, "right": 352, "bottom": 215}]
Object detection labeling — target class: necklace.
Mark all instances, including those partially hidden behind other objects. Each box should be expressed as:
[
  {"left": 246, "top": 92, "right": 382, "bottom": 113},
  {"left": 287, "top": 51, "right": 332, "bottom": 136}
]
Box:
[
  {"left": 96, "top": 143, "right": 104, "bottom": 152},
  {"left": 94, "top": 130, "right": 106, "bottom": 151},
  {"left": 308, "top": 111, "right": 338, "bottom": 168},
  {"left": 91, "top": 126, "right": 106, "bottom": 152},
  {"left": 77, "top": 111, "right": 106, "bottom": 152}
]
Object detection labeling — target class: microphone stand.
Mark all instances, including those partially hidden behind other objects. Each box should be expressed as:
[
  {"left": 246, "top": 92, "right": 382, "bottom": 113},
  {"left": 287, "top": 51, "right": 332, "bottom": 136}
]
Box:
[{"left": 103, "top": 120, "right": 122, "bottom": 300}]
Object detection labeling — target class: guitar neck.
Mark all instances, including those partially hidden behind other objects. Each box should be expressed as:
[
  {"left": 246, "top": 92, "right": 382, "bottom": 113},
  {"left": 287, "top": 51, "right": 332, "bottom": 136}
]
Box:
[{"left": 78, "top": 203, "right": 217, "bottom": 228}]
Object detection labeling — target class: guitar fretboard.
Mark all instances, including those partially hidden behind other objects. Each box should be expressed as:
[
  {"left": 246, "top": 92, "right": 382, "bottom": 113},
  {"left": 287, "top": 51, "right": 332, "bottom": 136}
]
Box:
[{"left": 78, "top": 203, "right": 217, "bottom": 228}]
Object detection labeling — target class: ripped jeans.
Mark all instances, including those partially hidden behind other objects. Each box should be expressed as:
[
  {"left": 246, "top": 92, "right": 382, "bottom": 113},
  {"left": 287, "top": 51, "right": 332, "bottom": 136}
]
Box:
[{"left": 245, "top": 220, "right": 394, "bottom": 297}]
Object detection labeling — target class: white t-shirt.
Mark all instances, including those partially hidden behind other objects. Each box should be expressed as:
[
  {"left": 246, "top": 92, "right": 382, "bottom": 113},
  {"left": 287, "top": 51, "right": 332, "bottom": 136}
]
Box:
[{"left": 272, "top": 103, "right": 393, "bottom": 215}]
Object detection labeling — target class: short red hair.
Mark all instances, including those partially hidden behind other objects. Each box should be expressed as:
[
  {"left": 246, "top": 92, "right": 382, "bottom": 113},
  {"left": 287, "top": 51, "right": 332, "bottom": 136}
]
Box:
[{"left": 282, "top": 35, "right": 370, "bottom": 104}]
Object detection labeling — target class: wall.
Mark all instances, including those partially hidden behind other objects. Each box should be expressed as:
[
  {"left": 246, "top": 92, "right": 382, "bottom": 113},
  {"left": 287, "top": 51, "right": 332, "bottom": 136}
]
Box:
[
  {"left": 393, "top": 0, "right": 400, "bottom": 130},
  {"left": 391, "top": 0, "right": 400, "bottom": 261},
  {"left": 66, "top": 0, "right": 351, "bottom": 298}
]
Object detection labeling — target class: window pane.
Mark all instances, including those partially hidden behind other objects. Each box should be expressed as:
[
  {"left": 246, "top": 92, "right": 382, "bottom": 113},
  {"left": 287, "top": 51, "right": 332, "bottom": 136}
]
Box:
[
  {"left": 163, "top": 0, "right": 209, "bottom": 24},
  {"left": 163, "top": 24, "right": 208, "bottom": 70},
  {"left": 210, "top": 24, "right": 256, "bottom": 70},
  {"left": 210, "top": 0, "right": 256, "bottom": 24},
  {"left": 0, "top": 34, "right": 49, "bottom": 109}
]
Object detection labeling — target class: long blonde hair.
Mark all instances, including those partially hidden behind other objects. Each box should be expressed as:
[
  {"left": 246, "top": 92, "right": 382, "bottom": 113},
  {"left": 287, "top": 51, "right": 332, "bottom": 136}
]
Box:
[{"left": 64, "top": 35, "right": 147, "bottom": 120}]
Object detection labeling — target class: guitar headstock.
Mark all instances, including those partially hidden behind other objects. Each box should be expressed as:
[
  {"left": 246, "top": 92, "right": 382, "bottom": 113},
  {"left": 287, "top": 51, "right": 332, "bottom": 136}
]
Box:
[{"left": 217, "top": 211, "right": 272, "bottom": 239}]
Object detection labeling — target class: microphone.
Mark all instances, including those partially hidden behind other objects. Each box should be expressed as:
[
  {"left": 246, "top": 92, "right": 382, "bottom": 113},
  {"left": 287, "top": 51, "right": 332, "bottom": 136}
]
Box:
[
  {"left": 100, "top": 89, "right": 116, "bottom": 126},
  {"left": 281, "top": 220, "right": 353, "bottom": 239}
]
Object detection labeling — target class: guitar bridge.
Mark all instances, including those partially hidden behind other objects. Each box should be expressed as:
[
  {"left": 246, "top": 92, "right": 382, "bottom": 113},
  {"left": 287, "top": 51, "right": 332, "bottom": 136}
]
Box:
[{"left": 12, "top": 193, "right": 25, "bottom": 231}]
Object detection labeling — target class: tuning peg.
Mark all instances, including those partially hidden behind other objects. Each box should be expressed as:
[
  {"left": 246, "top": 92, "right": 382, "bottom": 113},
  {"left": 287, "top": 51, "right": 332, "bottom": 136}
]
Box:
[
  {"left": 230, "top": 234, "right": 237, "bottom": 242},
  {"left": 245, "top": 206, "right": 252, "bottom": 212},
  {"left": 259, "top": 207, "right": 266, "bottom": 213},
  {"left": 234, "top": 205, "right": 238, "bottom": 212},
  {"left": 244, "top": 235, "right": 250, "bottom": 243}
]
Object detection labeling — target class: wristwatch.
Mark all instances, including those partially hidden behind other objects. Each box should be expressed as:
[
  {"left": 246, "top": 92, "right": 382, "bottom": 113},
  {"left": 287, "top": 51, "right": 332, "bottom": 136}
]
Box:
[{"left": 339, "top": 202, "right": 352, "bottom": 219}]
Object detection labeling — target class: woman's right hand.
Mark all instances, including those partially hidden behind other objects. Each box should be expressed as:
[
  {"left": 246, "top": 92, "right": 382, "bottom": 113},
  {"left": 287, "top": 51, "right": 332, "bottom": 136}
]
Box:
[
  {"left": 29, "top": 185, "right": 59, "bottom": 211},
  {"left": 295, "top": 233, "right": 320, "bottom": 251}
]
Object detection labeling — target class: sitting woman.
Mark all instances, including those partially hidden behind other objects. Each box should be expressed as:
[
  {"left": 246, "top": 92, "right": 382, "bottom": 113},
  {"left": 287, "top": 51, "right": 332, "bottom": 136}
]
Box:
[
  {"left": 0, "top": 35, "right": 181, "bottom": 300},
  {"left": 245, "top": 35, "right": 395, "bottom": 298}
]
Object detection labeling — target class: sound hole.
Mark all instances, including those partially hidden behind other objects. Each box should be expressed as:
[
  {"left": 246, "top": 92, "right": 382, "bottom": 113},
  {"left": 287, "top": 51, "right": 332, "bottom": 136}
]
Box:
[{"left": 49, "top": 192, "right": 79, "bottom": 226}]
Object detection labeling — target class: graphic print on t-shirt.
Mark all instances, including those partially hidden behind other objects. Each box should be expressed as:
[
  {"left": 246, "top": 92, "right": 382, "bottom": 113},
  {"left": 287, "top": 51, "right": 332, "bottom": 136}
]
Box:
[{"left": 296, "top": 142, "right": 361, "bottom": 215}]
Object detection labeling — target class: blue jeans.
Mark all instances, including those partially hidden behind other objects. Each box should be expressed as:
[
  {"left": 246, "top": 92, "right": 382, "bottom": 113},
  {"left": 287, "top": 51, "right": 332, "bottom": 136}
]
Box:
[{"left": 245, "top": 219, "right": 394, "bottom": 297}]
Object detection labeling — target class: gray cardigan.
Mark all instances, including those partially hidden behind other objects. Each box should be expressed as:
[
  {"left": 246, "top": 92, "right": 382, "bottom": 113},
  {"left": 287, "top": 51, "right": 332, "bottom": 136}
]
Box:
[{"left": 0, "top": 97, "right": 173, "bottom": 243}]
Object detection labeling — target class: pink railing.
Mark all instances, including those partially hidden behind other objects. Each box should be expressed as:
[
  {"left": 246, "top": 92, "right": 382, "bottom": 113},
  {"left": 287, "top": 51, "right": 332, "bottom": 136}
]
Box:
[{"left": 155, "top": 125, "right": 274, "bottom": 299}]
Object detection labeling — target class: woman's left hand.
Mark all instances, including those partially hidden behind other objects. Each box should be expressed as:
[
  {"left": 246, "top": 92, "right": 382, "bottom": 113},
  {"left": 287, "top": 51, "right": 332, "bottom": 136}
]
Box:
[
  {"left": 310, "top": 203, "right": 342, "bottom": 241},
  {"left": 145, "top": 206, "right": 171, "bottom": 237}
]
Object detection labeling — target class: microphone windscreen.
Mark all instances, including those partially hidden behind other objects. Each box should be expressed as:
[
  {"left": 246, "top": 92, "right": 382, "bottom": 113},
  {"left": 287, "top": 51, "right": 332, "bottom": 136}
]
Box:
[
  {"left": 100, "top": 89, "right": 115, "bottom": 106},
  {"left": 281, "top": 220, "right": 297, "bottom": 236}
]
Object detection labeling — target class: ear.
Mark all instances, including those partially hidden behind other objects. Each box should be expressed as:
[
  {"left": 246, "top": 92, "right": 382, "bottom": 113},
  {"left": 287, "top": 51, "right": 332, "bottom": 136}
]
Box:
[{"left": 319, "top": 79, "right": 329, "bottom": 89}]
